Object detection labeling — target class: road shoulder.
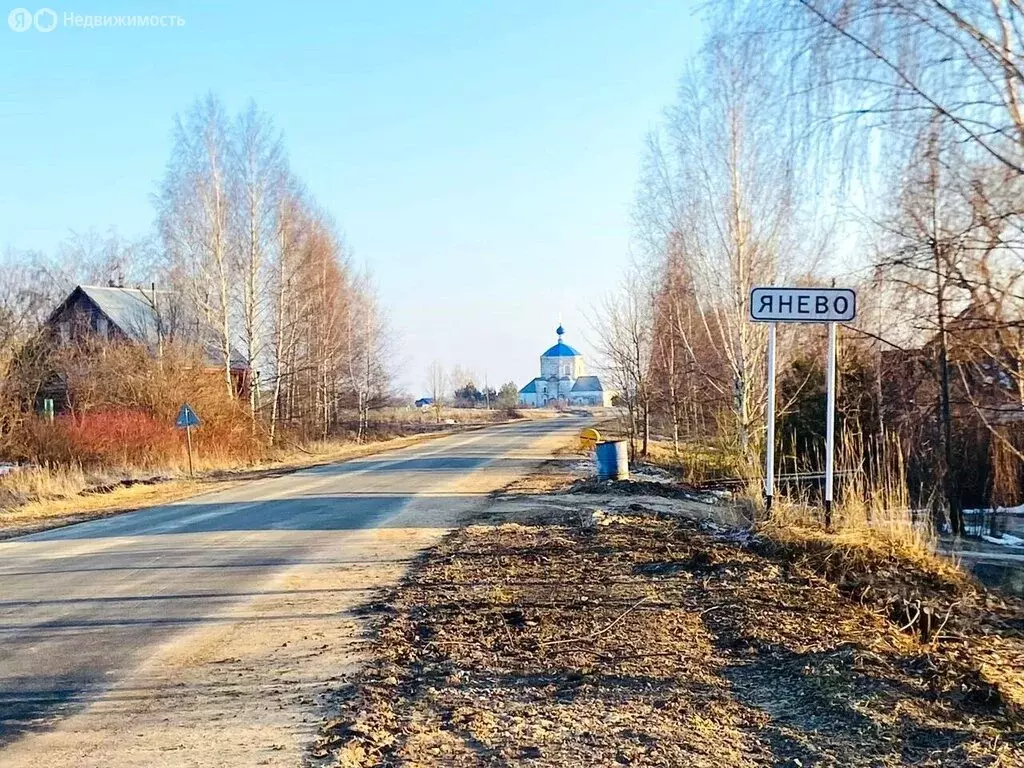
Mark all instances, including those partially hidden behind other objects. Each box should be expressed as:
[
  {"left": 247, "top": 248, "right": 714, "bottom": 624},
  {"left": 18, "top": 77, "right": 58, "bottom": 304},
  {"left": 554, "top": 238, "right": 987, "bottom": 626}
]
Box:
[{"left": 316, "top": 458, "right": 1024, "bottom": 766}]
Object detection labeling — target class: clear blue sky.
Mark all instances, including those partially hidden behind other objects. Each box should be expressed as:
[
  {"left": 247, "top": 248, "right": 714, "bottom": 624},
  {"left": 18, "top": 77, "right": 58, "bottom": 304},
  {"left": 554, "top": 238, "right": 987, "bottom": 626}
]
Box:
[{"left": 0, "top": 1, "right": 704, "bottom": 394}]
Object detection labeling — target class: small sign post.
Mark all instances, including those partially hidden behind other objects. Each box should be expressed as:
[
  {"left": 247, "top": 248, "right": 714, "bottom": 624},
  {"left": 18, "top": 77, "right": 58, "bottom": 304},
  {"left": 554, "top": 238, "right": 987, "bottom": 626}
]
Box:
[
  {"left": 175, "top": 403, "right": 201, "bottom": 477},
  {"left": 824, "top": 321, "right": 837, "bottom": 528},
  {"left": 750, "top": 287, "right": 857, "bottom": 527},
  {"left": 765, "top": 322, "right": 777, "bottom": 515}
]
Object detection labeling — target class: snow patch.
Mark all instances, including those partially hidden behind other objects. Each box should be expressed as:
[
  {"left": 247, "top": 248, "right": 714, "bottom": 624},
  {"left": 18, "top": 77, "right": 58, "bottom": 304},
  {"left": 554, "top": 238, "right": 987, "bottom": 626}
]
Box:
[{"left": 981, "top": 533, "right": 1024, "bottom": 548}]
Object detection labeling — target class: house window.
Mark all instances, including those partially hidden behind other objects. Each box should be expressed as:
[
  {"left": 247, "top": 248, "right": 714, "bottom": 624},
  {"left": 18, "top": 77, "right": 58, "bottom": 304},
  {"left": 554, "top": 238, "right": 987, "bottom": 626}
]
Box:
[
  {"left": 58, "top": 321, "right": 70, "bottom": 344},
  {"left": 96, "top": 316, "right": 108, "bottom": 337}
]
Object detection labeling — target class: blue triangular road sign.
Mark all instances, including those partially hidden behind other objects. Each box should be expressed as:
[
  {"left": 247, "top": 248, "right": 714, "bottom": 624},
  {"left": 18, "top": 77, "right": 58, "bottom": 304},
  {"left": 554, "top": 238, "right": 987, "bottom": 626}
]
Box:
[{"left": 175, "top": 403, "right": 200, "bottom": 428}]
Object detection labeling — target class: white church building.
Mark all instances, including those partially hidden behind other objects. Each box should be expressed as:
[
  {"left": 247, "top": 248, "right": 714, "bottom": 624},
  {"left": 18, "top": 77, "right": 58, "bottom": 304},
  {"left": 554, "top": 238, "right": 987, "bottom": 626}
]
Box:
[{"left": 519, "top": 325, "right": 611, "bottom": 407}]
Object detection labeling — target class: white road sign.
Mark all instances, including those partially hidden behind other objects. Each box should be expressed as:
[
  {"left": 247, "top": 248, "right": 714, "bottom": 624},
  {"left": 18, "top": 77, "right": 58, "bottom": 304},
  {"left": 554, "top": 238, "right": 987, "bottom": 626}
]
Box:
[
  {"left": 750, "top": 285, "right": 856, "bottom": 526},
  {"left": 750, "top": 287, "right": 856, "bottom": 323}
]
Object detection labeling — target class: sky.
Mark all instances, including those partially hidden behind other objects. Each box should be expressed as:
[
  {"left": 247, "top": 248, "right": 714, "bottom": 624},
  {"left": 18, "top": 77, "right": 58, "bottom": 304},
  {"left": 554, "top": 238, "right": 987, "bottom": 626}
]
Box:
[{"left": 0, "top": 1, "right": 705, "bottom": 394}]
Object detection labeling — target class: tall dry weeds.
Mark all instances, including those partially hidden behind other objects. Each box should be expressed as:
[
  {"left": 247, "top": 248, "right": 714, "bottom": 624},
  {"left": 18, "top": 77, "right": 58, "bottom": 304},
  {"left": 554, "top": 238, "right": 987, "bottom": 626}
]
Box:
[
  {"left": 759, "top": 429, "right": 938, "bottom": 558},
  {"left": 0, "top": 462, "right": 90, "bottom": 507}
]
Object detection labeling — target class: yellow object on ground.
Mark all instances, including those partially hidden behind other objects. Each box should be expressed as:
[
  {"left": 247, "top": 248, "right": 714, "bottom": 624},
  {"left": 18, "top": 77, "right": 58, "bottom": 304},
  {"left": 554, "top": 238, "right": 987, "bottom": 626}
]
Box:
[{"left": 579, "top": 427, "right": 601, "bottom": 452}]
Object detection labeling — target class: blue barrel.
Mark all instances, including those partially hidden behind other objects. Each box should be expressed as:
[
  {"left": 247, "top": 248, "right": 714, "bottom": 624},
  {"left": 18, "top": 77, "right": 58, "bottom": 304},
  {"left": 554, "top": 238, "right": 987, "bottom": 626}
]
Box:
[{"left": 595, "top": 440, "right": 629, "bottom": 480}]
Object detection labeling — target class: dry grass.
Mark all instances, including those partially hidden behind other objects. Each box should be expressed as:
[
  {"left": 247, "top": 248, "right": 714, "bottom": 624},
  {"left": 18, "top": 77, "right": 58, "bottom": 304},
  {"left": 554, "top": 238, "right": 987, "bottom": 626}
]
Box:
[
  {"left": 0, "top": 462, "right": 92, "bottom": 504},
  {"left": 750, "top": 481, "right": 955, "bottom": 622},
  {"left": 643, "top": 439, "right": 746, "bottom": 482},
  {"left": 759, "top": 519, "right": 971, "bottom": 597},
  {"left": 319, "top": 493, "right": 1024, "bottom": 767},
  {"left": 751, "top": 511, "right": 1024, "bottom": 723},
  {"left": 756, "top": 430, "right": 939, "bottom": 566},
  {"left": 589, "top": 418, "right": 746, "bottom": 483},
  {"left": 763, "top": 492, "right": 936, "bottom": 553}
]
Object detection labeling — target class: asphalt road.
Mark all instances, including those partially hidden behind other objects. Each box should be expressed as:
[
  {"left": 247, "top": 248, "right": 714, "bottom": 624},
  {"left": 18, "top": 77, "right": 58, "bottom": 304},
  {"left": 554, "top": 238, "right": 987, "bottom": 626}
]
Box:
[{"left": 0, "top": 416, "right": 581, "bottom": 764}]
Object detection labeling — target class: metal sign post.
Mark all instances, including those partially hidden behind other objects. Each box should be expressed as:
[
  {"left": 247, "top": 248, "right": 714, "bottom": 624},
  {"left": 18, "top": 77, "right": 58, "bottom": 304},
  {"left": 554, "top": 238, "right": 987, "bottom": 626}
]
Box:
[
  {"left": 824, "top": 321, "right": 837, "bottom": 528},
  {"left": 750, "top": 287, "right": 856, "bottom": 528},
  {"left": 764, "top": 322, "right": 777, "bottom": 515},
  {"left": 185, "top": 422, "right": 194, "bottom": 477},
  {"left": 175, "top": 403, "right": 201, "bottom": 478}
]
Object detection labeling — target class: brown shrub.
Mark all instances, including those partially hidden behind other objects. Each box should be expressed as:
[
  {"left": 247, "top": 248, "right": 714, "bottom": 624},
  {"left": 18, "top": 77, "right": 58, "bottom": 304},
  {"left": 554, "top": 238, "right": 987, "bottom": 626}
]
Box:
[{"left": 7, "top": 340, "right": 266, "bottom": 471}]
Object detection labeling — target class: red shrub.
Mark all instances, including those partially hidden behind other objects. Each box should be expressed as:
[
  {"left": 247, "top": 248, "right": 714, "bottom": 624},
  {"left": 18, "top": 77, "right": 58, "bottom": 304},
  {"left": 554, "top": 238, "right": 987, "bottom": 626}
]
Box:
[
  {"left": 7, "top": 344, "right": 269, "bottom": 472},
  {"left": 59, "top": 409, "right": 180, "bottom": 469}
]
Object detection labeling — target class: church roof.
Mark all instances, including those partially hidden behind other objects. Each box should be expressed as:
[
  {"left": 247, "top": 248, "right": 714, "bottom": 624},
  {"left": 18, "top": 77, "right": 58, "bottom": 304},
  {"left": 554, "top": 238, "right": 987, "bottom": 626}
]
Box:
[
  {"left": 519, "top": 379, "right": 541, "bottom": 394},
  {"left": 570, "top": 375, "right": 604, "bottom": 392},
  {"left": 542, "top": 341, "right": 580, "bottom": 358}
]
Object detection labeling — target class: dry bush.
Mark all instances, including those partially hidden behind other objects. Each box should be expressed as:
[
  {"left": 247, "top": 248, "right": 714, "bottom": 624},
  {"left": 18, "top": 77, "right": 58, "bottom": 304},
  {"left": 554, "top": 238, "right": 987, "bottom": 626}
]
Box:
[
  {"left": 61, "top": 410, "right": 177, "bottom": 469},
  {"left": 8, "top": 340, "right": 265, "bottom": 472},
  {"left": 757, "top": 522, "right": 972, "bottom": 597},
  {"left": 752, "top": 428, "right": 980, "bottom": 644},
  {"left": 643, "top": 438, "right": 747, "bottom": 483}
]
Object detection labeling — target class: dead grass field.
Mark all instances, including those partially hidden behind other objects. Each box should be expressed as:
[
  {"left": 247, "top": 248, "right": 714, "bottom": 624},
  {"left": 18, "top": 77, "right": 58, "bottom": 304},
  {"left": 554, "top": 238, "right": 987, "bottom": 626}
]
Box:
[{"left": 317, "top": 461, "right": 1024, "bottom": 767}]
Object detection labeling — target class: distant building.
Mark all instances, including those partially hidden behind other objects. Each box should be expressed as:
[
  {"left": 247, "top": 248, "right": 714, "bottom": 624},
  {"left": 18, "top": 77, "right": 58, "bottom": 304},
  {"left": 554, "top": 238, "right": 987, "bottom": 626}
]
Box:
[
  {"left": 519, "top": 324, "right": 611, "bottom": 407},
  {"left": 41, "top": 284, "right": 250, "bottom": 406},
  {"left": 414, "top": 397, "right": 434, "bottom": 408}
]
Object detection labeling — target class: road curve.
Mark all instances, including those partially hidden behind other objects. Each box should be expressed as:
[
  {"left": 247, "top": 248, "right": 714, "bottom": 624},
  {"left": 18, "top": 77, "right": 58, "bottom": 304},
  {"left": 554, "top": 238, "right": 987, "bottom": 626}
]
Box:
[{"left": 0, "top": 416, "right": 582, "bottom": 766}]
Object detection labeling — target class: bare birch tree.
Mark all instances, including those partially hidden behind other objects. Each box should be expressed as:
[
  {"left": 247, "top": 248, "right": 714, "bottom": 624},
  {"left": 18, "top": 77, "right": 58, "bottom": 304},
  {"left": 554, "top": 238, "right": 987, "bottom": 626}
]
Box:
[
  {"left": 157, "top": 94, "right": 235, "bottom": 396},
  {"left": 345, "top": 270, "right": 390, "bottom": 442},
  {"left": 230, "top": 101, "right": 286, "bottom": 424},
  {"left": 632, "top": 31, "right": 800, "bottom": 467},
  {"left": 267, "top": 181, "right": 309, "bottom": 442}
]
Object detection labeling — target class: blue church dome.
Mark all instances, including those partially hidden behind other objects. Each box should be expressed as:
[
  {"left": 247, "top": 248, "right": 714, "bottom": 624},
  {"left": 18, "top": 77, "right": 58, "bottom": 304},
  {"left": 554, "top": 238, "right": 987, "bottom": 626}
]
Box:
[
  {"left": 543, "top": 322, "right": 578, "bottom": 357},
  {"left": 542, "top": 341, "right": 580, "bottom": 357}
]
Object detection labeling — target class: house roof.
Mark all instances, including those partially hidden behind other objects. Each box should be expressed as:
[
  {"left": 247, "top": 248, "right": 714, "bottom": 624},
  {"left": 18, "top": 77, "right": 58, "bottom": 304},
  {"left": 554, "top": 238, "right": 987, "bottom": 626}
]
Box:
[
  {"left": 50, "top": 285, "right": 248, "bottom": 370},
  {"left": 570, "top": 375, "right": 604, "bottom": 392},
  {"left": 78, "top": 285, "right": 166, "bottom": 345}
]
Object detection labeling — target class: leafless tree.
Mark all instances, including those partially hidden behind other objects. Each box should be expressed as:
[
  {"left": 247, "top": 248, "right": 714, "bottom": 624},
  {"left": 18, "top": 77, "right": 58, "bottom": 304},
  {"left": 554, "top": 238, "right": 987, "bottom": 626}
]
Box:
[
  {"left": 870, "top": 123, "right": 985, "bottom": 532},
  {"left": 267, "top": 181, "right": 308, "bottom": 442},
  {"left": 426, "top": 361, "right": 448, "bottom": 425},
  {"left": 755, "top": 0, "right": 1024, "bottom": 176},
  {"left": 230, "top": 102, "right": 286, "bottom": 424},
  {"left": 631, "top": 29, "right": 803, "bottom": 466},
  {"left": 157, "top": 94, "right": 235, "bottom": 396},
  {"left": 345, "top": 270, "right": 391, "bottom": 442},
  {"left": 596, "top": 269, "right": 655, "bottom": 460}
]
